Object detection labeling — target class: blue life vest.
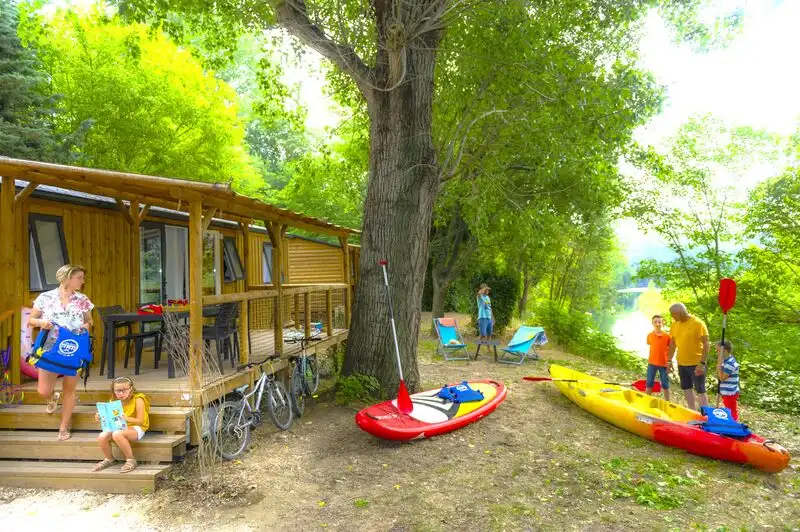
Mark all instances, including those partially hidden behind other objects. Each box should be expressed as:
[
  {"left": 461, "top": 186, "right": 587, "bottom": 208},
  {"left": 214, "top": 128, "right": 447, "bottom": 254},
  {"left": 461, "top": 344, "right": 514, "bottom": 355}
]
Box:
[
  {"left": 699, "top": 406, "right": 751, "bottom": 439},
  {"left": 436, "top": 381, "right": 484, "bottom": 403},
  {"left": 27, "top": 326, "right": 92, "bottom": 377}
]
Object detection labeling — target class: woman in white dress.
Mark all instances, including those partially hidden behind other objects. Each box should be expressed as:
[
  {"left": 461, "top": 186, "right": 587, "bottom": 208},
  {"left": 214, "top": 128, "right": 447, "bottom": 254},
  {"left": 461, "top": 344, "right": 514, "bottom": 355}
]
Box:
[{"left": 28, "top": 265, "right": 94, "bottom": 441}]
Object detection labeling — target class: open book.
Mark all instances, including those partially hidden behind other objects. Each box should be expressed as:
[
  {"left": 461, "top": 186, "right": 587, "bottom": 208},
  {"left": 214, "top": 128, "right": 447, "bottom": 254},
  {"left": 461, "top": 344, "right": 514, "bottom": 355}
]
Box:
[{"left": 96, "top": 400, "right": 127, "bottom": 432}]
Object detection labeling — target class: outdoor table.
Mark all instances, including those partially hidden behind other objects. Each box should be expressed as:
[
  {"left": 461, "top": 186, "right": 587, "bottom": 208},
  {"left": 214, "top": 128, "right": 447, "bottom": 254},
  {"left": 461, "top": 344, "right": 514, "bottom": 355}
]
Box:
[
  {"left": 102, "top": 306, "right": 220, "bottom": 379},
  {"left": 474, "top": 339, "right": 501, "bottom": 361}
]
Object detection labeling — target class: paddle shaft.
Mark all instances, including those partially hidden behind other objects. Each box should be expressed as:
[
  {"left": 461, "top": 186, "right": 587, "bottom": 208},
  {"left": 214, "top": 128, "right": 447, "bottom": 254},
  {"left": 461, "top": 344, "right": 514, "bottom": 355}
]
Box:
[
  {"left": 380, "top": 262, "right": 404, "bottom": 380},
  {"left": 523, "top": 376, "right": 659, "bottom": 391}
]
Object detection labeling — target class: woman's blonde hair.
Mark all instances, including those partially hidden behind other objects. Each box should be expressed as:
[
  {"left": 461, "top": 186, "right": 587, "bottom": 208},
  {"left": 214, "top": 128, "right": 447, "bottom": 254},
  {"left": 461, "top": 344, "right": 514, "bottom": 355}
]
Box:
[
  {"left": 110, "top": 376, "right": 137, "bottom": 398},
  {"left": 56, "top": 264, "right": 86, "bottom": 285}
]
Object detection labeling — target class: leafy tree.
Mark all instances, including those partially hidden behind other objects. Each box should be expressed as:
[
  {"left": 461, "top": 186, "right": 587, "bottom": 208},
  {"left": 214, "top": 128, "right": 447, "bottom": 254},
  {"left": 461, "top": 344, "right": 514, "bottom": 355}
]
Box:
[
  {"left": 117, "top": 0, "right": 743, "bottom": 394},
  {"left": 18, "top": 6, "right": 260, "bottom": 190},
  {"left": 0, "top": 0, "right": 84, "bottom": 160}
]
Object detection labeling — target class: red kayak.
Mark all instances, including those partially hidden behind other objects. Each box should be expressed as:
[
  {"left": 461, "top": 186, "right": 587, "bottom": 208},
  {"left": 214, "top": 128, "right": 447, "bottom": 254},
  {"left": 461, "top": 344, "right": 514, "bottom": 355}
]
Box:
[{"left": 356, "top": 380, "right": 507, "bottom": 441}]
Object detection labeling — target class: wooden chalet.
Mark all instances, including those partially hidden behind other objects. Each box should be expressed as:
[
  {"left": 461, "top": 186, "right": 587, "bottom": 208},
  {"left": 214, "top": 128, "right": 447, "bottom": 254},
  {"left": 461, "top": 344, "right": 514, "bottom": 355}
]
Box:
[{"left": 0, "top": 157, "right": 361, "bottom": 493}]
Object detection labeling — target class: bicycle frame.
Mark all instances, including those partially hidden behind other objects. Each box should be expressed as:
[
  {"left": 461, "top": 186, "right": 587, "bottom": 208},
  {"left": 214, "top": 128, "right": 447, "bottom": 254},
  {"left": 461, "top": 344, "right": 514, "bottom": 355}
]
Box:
[{"left": 230, "top": 362, "right": 272, "bottom": 430}]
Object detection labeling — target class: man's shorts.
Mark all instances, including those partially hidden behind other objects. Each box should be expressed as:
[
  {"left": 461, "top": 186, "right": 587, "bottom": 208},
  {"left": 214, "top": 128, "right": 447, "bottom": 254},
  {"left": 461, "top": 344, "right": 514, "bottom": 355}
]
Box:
[
  {"left": 477, "top": 318, "right": 493, "bottom": 337},
  {"left": 678, "top": 364, "right": 706, "bottom": 393}
]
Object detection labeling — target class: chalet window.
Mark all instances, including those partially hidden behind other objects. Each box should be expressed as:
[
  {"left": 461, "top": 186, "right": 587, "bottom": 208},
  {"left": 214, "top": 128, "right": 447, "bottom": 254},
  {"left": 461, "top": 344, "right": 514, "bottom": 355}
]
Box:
[
  {"left": 222, "top": 236, "right": 244, "bottom": 282},
  {"left": 262, "top": 243, "right": 284, "bottom": 284},
  {"left": 29, "top": 214, "right": 69, "bottom": 292}
]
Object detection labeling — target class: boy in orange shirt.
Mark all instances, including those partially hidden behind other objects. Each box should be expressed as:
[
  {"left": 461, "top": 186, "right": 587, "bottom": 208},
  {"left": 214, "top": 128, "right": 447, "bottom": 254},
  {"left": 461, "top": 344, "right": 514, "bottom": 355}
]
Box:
[{"left": 646, "top": 315, "right": 672, "bottom": 402}]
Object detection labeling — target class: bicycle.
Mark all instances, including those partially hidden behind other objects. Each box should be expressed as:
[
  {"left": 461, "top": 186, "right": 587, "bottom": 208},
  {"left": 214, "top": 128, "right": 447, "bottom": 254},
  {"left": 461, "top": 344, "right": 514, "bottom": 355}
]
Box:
[
  {"left": 288, "top": 336, "right": 321, "bottom": 417},
  {"left": 211, "top": 354, "right": 293, "bottom": 460},
  {"left": 0, "top": 344, "right": 24, "bottom": 408}
]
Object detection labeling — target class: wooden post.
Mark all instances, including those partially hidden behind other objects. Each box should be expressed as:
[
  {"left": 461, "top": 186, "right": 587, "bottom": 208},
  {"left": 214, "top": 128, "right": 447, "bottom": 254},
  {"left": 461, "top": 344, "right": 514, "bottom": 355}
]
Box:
[
  {"left": 266, "top": 222, "right": 285, "bottom": 356},
  {"left": 339, "top": 235, "right": 351, "bottom": 327},
  {"left": 130, "top": 200, "right": 141, "bottom": 310},
  {"left": 293, "top": 293, "right": 299, "bottom": 329},
  {"left": 238, "top": 221, "right": 250, "bottom": 365},
  {"left": 0, "top": 177, "right": 21, "bottom": 386},
  {"left": 325, "top": 289, "right": 333, "bottom": 336},
  {"left": 0, "top": 177, "right": 15, "bottom": 314},
  {"left": 188, "top": 201, "right": 204, "bottom": 389},
  {"left": 304, "top": 292, "right": 311, "bottom": 339}
]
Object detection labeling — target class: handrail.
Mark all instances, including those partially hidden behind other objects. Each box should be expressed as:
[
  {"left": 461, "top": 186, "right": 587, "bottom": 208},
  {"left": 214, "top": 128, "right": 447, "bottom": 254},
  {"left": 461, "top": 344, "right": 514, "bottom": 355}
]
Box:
[
  {"left": 202, "top": 283, "right": 348, "bottom": 305},
  {"left": 0, "top": 310, "right": 14, "bottom": 323}
]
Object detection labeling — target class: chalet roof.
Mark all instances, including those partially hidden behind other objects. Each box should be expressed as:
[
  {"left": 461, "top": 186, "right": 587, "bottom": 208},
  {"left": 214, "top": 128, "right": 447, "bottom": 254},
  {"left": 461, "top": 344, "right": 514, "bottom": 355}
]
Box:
[{"left": 0, "top": 157, "right": 360, "bottom": 237}]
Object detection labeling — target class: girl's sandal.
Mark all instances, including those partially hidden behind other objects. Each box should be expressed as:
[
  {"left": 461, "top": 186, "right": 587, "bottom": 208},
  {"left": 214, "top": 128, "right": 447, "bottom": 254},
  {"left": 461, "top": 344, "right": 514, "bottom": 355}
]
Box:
[
  {"left": 120, "top": 459, "right": 138, "bottom": 473},
  {"left": 57, "top": 428, "right": 71, "bottom": 441},
  {"left": 93, "top": 459, "right": 116, "bottom": 472},
  {"left": 45, "top": 392, "right": 61, "bottom": 414}
]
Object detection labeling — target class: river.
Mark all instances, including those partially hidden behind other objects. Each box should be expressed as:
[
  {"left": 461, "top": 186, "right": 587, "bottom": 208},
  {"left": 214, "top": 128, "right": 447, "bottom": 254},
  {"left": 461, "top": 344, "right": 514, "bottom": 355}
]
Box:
[{"left": 610, "top": 311, "right": 653, "bottom": 360}]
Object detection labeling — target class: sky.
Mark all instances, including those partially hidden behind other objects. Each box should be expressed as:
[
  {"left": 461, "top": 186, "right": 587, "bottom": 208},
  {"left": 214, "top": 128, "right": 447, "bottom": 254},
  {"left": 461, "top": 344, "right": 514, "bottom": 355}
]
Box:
[{"left": 616, "top": 0, "right": 800, "bottom": 263}]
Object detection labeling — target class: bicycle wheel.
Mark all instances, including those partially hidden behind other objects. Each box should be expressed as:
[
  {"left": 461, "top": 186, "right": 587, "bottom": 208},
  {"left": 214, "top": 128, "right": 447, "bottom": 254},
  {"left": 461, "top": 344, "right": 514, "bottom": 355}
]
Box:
[
  {"left": 303, "top": 355, "right": 320, "bottom": 395},
  {"left": 265, "top": 381, "right": 293, "bottom": 430},
  {"left": 211, "top": 401, "right": 250, "bottom": 460},
  {"left": 290, "top": 368, "right": 305, "bottom": 417}
]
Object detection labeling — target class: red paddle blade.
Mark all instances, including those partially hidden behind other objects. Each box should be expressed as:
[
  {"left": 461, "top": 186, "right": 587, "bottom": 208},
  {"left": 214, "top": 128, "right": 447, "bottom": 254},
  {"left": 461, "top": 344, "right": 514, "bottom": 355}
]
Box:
[
  {"left": 719, "top": 278, "right": 737, "bottom": 313},
  {"left": 523, "top": 376, "right": 552, "bottom": 382},
  {"left": 632, "top": 380, "right": 662, "bottom": 393},
  {"left": 396, "top": 380, "right": 413, "bottom": 414}
]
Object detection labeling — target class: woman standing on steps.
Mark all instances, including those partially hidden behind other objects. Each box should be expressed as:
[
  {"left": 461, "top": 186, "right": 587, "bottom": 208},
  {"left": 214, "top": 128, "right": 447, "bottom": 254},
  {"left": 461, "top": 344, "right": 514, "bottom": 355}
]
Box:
[{"left": 28, "top": 264, "right": 94, "bottom": 441}]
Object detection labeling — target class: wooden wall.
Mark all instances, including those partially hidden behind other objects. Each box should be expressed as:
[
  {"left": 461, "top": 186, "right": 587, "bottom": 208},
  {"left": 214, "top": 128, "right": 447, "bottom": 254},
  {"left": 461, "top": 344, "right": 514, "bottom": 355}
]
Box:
[{"left": 287, "top": 238, "right": 345, "bottom": 284}]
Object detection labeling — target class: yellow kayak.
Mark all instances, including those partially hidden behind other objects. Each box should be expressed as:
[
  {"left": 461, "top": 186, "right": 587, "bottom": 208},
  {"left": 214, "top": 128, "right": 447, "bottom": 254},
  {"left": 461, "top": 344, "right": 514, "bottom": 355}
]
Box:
[{"left": 548, "top": 365, "right": 790, "bottom": 473}]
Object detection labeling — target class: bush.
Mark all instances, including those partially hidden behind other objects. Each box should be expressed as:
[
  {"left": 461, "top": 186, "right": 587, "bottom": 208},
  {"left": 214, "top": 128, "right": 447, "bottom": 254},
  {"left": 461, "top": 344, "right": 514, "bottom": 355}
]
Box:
[
  {"left": 467, "top": 269, "right": 520, "bottom": 336},
  {"left": 334, "top": 373, "right": 381, "bottom": 406}
]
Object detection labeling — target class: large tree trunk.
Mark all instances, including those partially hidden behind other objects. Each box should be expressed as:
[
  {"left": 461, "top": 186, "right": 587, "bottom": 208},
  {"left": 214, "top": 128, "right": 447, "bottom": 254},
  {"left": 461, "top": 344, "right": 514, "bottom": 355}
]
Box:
[
  {"left": 275, "top": 1, "right": 444, "bottom": 394},
  {"left": 342, "top": 52, "right": 441, "bottom": 394}
]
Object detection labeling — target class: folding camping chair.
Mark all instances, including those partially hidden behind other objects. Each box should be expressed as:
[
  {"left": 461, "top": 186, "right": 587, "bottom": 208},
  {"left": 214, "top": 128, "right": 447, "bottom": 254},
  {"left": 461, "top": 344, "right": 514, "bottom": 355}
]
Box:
[
  {"left": 432, "top": 317, "right": 470, "bottom": 361},
  {"left": 497, "top": 325, "right": 547, "bottom": 365}
]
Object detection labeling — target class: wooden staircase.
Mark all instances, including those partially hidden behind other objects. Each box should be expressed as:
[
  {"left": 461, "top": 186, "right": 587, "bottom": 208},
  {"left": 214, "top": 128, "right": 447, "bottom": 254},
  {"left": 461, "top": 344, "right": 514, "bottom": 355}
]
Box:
[{"left": 0, "top": 404, "right": 193, "bottom": 493}]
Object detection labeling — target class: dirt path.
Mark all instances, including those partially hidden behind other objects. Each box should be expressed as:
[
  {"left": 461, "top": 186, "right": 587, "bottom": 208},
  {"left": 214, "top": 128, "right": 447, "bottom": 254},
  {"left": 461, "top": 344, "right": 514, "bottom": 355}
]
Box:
[{"left": 2, "top": 326, "right": 799, "bottom": 531}]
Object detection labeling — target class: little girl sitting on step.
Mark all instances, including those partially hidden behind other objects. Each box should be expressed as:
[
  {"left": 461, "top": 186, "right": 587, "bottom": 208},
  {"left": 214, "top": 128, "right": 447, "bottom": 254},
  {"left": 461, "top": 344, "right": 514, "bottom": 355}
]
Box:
[{"left": 93, "top": 376, "right": 150, "bottom": 473}]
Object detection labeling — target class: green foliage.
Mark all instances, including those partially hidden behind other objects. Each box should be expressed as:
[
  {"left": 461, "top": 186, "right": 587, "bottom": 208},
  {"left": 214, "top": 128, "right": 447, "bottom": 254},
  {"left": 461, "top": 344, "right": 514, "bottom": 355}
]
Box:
[
  {"left": 0, "top": 0, "right": 85, "bottom": 160},
  {"left": 18, "top": 6, "right": 260, "bottom": 191},
  {"left": 334, "top": 373, "right": 380, "bottom": 406},
  {"left": 534, "top": 301, "right": 645, "bottom": 372},
  {"left": 468, "top": 269, "right": 520, "bottom": 336}
]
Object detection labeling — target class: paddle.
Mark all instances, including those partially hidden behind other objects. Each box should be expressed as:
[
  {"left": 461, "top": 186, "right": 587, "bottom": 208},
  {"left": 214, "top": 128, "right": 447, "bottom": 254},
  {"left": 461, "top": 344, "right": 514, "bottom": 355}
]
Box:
[
  {"left": 379, "top": 260, "right": 413, "bottom": 415},
  {"left": 523, "top": 376, "right": 661, "bottom": 393},
  {"left": 716, "top": 278, "right": 737, "bottom": 407}
]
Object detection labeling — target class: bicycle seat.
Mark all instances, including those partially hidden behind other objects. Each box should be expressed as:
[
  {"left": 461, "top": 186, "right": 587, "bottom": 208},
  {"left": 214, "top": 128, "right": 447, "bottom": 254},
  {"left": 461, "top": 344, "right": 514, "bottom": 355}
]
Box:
[{"left": 234, "top": 384, "right": 249, "bottom": 394}]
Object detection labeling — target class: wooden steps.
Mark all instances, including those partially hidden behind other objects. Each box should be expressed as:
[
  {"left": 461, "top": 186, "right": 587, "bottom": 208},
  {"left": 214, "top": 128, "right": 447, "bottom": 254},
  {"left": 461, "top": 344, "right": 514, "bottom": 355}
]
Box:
[
  {"left": 0, "top": 405, "right": 193, "bottom": 433},
  {"left": 0, "top": 461, "right": 172, "bottom": 494},
  {"left": 0, "top": 404, "right": 193, "bottom": 493},
  {"left": 0, "top": 431, "right": 186, "bottom": 462}
]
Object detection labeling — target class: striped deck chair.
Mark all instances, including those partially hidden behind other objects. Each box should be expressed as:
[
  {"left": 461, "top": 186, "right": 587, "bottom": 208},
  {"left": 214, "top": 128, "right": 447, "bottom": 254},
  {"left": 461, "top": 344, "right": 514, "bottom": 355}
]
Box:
[
  {"left": 433, "top": 317, "right": 470, "bottom": 361},
  {"left": 497, "top": 325, "right": 547, "bottom": 365}
]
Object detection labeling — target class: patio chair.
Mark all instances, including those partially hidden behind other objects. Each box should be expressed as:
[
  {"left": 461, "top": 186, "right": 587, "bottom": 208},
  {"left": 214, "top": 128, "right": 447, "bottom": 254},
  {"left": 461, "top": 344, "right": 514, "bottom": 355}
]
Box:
[
  {"left": 432, "top": 317, "right": 470, "bottom": 361},
  {"left": 98, "top": 305, "right": 160, "bottom": 376},
  {"left": 497, "top": 325, "right": 547, "bottom": 365},
  {"left": 202, "top": 302, "right": 239, "bottom": 373}
]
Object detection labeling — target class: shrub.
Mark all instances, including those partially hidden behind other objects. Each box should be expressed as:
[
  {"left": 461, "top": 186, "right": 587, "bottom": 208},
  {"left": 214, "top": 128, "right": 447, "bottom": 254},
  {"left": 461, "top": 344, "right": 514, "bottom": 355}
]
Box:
[{"left": 334, "top": 373, "right": 381, "bottom": 406}]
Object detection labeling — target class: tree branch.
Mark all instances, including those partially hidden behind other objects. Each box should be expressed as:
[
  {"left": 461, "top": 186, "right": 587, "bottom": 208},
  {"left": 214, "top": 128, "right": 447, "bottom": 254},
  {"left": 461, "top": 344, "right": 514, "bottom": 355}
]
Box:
[{"left": 273, "top": 0, "right": 375, "bottom": 98}]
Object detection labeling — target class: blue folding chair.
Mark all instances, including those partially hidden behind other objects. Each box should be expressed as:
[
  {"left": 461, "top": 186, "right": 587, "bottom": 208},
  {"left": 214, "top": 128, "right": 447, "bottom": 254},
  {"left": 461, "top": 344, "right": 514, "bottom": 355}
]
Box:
[
  {"left": 498, "top": 325, "right": 547, "bottom": 365},
  {"left": 433, "top": 317, "right": 470, "bottom": 361}
]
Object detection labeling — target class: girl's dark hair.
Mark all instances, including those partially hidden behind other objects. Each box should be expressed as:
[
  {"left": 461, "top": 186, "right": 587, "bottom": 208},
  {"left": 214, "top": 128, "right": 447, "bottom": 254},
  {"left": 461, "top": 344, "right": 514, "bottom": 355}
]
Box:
[{"left": 652, "top": 314, "right": 663, "bottom": 320}]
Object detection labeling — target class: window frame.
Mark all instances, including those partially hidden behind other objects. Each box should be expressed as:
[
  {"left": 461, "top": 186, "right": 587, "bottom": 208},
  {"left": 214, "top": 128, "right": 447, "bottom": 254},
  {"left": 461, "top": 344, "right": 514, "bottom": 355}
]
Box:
[
  {"left": 262, "top": 242, "right": 285, "bottom": 284},
  {"left": 29, "top": 213, "right": 69, "bottom": 292},
  {"left": 222, "top": 236, "right": 245, "bottom": 282}
]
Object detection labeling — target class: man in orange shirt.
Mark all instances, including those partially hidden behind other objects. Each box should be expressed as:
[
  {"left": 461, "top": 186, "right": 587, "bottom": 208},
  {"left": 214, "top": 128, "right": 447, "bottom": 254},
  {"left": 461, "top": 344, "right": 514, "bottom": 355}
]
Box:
[
  {"left": 646, "top": 314, "right": 672, "bottom": 402},
  {"left": 668, "top": 302, "right": 710, "bottom": 411}
]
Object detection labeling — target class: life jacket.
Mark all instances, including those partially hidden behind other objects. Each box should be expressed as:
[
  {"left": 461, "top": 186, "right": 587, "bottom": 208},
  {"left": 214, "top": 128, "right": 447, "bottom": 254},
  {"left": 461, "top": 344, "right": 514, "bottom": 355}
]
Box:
[
  {"left": 436, "top": 381, "right": 484, "bottom": 403},
  {"left": 699, "top": 406, "right": 751, "bottom": 439},
  {"left": 27, "top": 326, "right": 93, "bottom": 380}
]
